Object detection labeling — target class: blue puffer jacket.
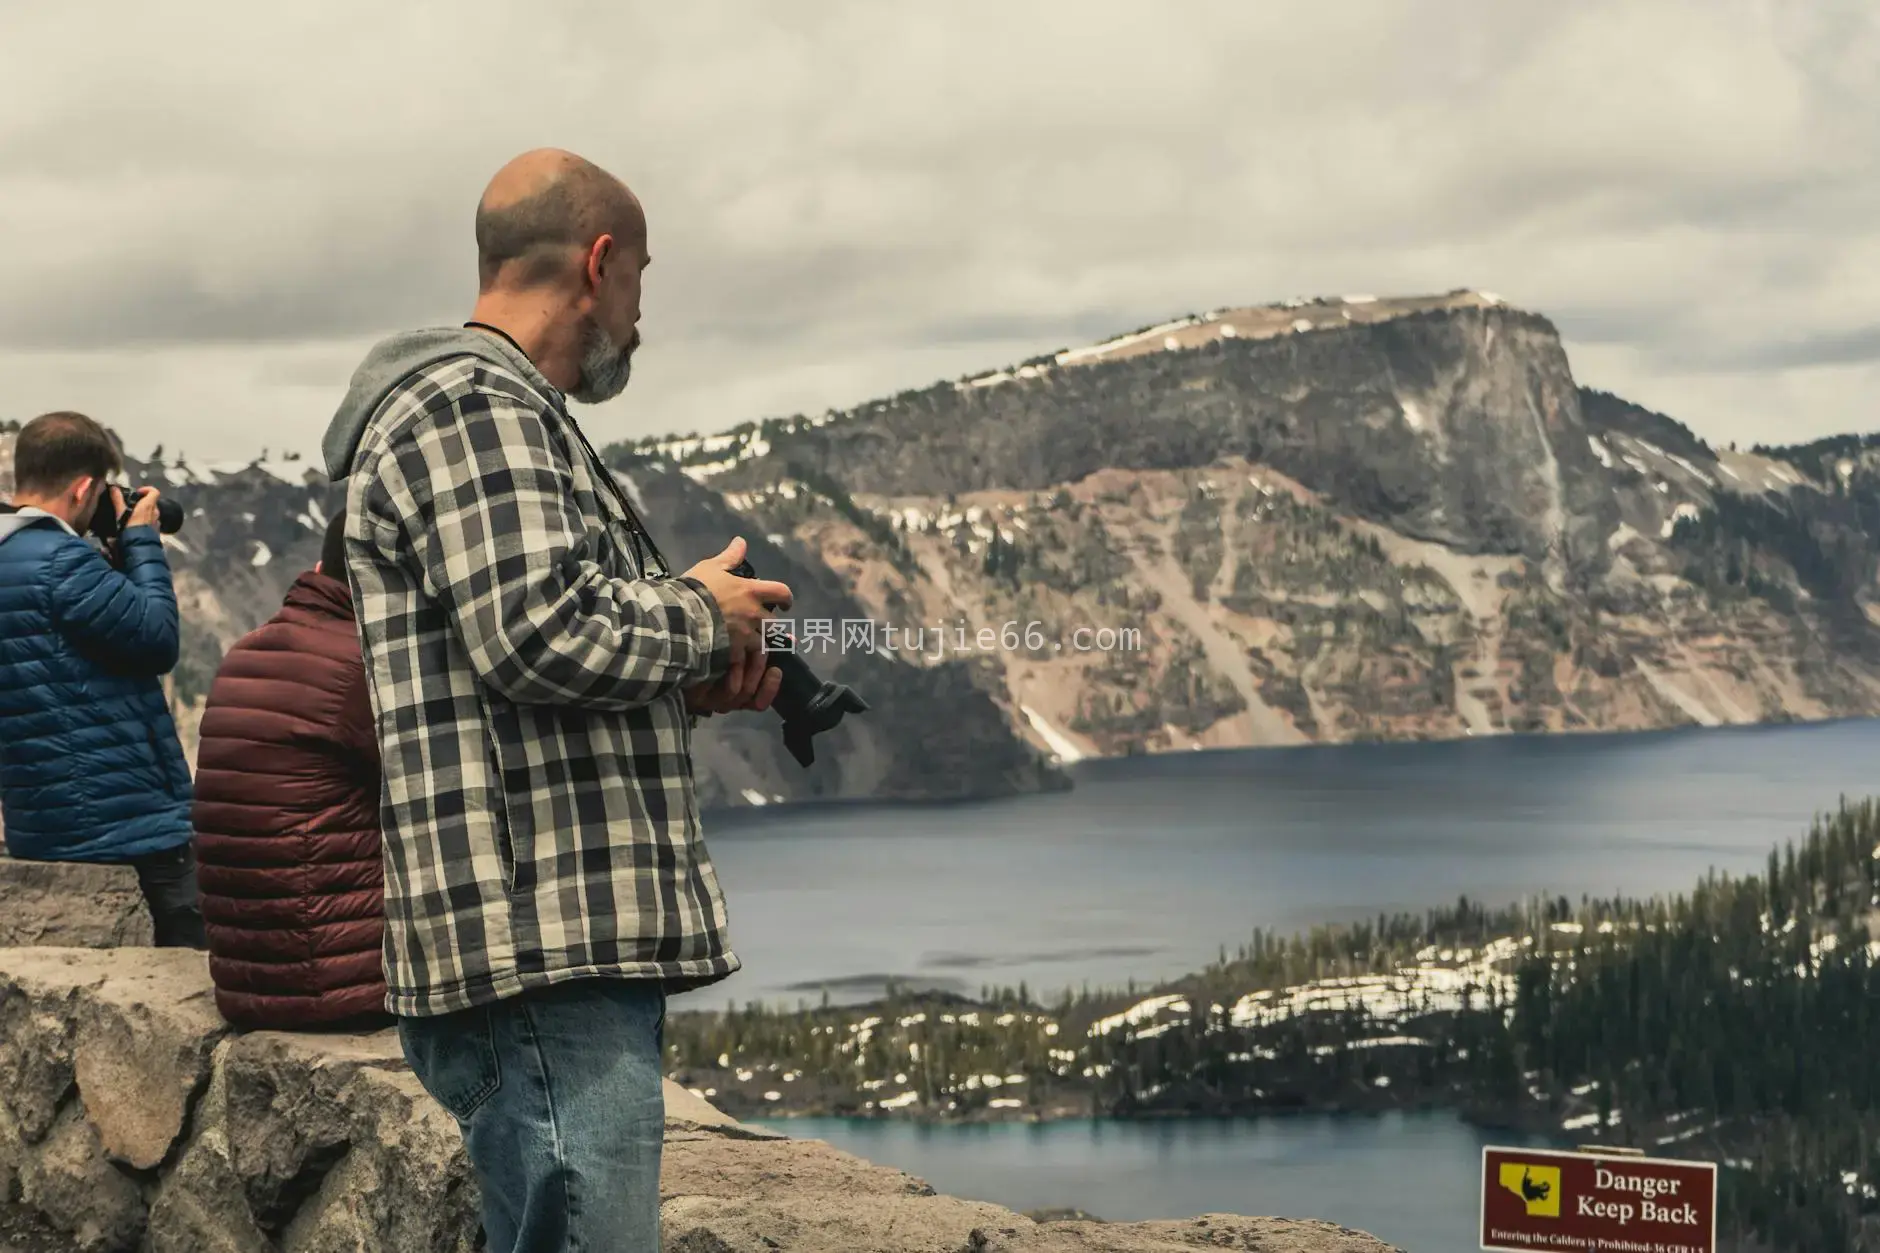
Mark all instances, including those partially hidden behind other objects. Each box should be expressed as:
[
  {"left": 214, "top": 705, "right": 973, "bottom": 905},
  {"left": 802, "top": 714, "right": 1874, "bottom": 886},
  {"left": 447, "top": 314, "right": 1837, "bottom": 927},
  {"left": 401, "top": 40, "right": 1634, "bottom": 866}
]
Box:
[{"left": 0, "top": 506, "right": 194, "bottom": 861}]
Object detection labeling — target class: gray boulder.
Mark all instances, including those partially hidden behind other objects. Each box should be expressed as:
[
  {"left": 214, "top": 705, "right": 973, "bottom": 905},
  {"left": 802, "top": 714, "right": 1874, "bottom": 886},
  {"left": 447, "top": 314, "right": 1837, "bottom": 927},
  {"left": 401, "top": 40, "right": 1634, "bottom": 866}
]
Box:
[{"left": 0, "top": 861, "right": 152, "bottom": 948}]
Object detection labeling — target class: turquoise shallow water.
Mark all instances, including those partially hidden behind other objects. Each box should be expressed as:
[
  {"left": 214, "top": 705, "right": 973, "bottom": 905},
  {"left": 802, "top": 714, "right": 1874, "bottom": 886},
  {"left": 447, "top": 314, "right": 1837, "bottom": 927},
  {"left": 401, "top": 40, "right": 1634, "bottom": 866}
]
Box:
[{"left": 766, "top": 1111, "right": 1558, "bottom": 1253}]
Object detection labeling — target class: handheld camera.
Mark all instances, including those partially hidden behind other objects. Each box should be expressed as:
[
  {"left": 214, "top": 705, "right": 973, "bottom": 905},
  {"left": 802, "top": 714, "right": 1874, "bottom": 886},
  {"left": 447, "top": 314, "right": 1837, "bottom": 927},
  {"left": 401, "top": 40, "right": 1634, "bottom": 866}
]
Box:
[
  {"left": 88, "top": 487, "right": 184, "bottom": 540},
  {"left": 729, "top": 559, "right": 869, "bottom": 767}
]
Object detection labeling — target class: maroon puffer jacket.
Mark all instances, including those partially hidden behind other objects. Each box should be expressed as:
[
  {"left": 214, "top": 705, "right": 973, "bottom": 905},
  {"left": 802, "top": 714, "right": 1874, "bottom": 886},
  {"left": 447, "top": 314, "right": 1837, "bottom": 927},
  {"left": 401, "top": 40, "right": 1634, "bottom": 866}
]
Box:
[{"left": 192, "top": 571, "right": 385, "bottom": 1029}]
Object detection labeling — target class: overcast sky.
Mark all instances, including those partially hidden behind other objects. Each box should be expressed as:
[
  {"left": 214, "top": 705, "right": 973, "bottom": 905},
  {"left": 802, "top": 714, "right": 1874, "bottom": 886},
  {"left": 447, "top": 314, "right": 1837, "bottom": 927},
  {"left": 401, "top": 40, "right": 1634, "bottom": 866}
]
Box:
[{"left": 2, "top": 1, "right": 1875, "bottom": 465}]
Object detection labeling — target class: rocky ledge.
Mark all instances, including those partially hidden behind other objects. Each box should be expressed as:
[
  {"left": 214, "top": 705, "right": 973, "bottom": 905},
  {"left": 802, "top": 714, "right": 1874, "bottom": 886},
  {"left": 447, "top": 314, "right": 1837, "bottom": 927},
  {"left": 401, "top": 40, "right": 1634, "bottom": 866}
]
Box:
[
  {"left": 0, "top": 900, "right": 1400, "bottom": 1251},
  {"left": 0, "top": 860, "right": 151, "bottom": 949}
]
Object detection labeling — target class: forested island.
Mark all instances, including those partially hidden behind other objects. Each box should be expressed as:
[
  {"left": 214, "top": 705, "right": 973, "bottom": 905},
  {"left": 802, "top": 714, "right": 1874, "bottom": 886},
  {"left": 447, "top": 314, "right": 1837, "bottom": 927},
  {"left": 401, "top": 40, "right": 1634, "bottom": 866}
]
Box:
[{"left": 667, "top": 798, "right": 1880, "bottom": 1253}]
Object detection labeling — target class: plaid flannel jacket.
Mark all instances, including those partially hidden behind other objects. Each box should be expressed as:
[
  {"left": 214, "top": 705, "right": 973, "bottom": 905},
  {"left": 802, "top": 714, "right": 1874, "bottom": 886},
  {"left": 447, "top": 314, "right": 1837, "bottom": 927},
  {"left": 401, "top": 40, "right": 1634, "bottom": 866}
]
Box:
[{"left": 344, "top": 348, "right": 736, "bottom": 1017}]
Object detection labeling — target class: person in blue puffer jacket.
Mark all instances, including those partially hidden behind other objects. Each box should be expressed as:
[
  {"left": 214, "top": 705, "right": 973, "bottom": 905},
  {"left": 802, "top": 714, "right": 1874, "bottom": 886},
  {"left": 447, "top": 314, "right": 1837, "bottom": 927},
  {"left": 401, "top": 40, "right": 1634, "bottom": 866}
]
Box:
[{"left": 0, "top": 411, "right": 207, "bottom": 948}]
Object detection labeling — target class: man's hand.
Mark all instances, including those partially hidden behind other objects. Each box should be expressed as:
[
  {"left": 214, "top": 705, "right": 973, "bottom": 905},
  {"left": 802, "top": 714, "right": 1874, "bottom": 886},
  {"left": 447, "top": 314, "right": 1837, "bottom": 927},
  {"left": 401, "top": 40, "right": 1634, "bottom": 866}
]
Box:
[
  {"left": 126, "top": 488, "right": 162, "bottom": 532},
  {"left": 685, "top": 665, "right": 783, "bottom": 718},
  {"left": 683, "top": 537, "right": 793, "bottom": 700}
]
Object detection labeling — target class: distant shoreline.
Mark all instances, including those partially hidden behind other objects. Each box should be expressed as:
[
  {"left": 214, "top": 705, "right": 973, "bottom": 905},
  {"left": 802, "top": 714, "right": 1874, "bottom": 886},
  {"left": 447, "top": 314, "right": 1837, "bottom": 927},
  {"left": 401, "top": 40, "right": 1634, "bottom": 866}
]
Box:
[
  {"left": 725, "top": 1088, "right": 1593, "bottom": 1152},
  {"left": 701, "top": 713, "right": 1880, "bottom": 820}
]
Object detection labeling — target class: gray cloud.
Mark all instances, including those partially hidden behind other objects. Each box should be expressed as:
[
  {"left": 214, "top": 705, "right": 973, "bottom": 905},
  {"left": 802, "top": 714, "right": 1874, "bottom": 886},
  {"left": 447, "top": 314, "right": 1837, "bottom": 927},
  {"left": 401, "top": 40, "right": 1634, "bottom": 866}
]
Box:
[
  {"left": 1718, "top": 325, "right": 1880, "bottom": 372},
  {"left": 1, "top": 0, "right": 1877, "bottom": 458}
]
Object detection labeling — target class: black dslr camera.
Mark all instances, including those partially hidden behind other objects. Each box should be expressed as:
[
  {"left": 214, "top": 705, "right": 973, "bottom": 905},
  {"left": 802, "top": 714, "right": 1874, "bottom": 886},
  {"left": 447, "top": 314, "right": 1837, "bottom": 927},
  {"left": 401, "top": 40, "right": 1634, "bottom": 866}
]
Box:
[
  {"left": 730, "top": 559, "right": 868, "bottom": 767},
  {"left": 88, "top": 487, "right": 184, "bottom": 540}
]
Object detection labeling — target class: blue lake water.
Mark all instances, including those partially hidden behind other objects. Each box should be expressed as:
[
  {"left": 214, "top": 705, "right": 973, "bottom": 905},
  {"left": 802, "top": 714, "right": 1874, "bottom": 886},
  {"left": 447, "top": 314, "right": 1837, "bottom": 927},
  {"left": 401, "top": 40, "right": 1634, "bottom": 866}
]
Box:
[
  {"left": 702, "top": 718, "right": 1880, "bottom": 1008},
  {"left": 691, "top": 719, "right": 1880, "bottom": 1250}
]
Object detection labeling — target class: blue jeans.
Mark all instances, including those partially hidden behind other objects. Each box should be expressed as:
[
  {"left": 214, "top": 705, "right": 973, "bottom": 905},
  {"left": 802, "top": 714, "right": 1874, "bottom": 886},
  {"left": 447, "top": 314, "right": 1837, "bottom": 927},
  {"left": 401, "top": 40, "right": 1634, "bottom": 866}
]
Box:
[{"left": 398, "top": 978, "right": 668, "bottom": 1252}]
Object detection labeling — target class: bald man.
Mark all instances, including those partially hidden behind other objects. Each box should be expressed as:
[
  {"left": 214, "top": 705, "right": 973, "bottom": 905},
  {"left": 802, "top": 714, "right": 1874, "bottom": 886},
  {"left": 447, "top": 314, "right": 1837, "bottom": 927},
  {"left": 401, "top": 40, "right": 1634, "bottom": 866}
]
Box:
[{"left": 321, "top": 149, "right": 790, "bottom": 1251}]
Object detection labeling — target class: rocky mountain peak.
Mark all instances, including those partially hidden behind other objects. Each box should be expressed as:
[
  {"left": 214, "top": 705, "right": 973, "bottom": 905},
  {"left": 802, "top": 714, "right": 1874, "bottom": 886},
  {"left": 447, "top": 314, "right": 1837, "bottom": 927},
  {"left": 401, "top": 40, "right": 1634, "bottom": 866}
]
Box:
[{"left": 8, "top": 290, "right": 1880, "bottom": 801}]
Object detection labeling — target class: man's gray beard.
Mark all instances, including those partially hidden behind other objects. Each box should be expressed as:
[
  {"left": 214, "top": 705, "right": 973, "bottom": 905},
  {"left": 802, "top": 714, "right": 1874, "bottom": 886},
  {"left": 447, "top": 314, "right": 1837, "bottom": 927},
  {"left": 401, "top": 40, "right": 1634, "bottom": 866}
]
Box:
[{"left": 569, "top": 320, "right": 636, "bottom": 404}]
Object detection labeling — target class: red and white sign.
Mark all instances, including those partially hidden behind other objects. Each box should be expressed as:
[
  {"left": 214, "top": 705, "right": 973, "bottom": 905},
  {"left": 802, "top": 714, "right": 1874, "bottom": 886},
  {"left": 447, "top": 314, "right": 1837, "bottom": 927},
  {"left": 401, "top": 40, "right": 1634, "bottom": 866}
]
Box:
[{"left": 1480, "top": 1146, "right": 1717, "bottom": 1253}]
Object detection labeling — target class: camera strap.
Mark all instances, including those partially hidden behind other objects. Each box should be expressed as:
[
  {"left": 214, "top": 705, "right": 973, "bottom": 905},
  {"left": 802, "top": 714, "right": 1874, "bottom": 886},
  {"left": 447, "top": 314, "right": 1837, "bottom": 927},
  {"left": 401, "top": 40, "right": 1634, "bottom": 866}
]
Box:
[{"left": 462, "top": 321, "right": 671, "bottom": 579}]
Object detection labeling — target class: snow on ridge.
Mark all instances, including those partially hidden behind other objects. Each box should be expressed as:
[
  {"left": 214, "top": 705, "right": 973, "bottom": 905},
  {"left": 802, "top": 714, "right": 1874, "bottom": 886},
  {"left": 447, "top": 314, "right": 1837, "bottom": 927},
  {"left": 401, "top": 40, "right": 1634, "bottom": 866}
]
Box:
[
  {"left": 671, "top": 434, "right": 774, "bottom": 483},
  {"left": 950, "top": 292, "right": 1501, "bottom": 390},
  {"left": 1231, "top": 954, "right": 1517, "bottom": 1028},
  {"left": 1664, "top": 451, "right": 1716, "bottom": 488},
  {"left": 1056, "top": 316, "right": 1201, "bottom": 365},
  {"left": 643, "top": 429, "right": 774, "bottom": 467},
  {"left": 1587, "top": 436, "right": 1615, "bottom": 468},
  {"left": 682, "top": 457, "right": 740, "bottom": 481},
  {"left": 255, "top": 455, "right": 312, "bottom": 485},
  {"left": 661, "top": 432, "right": 739, "bottom": 458},
  {"left": 1090, "top": 994, "right": 1189, "bottom": 1037},
  {"left": 250, "top": 542, "right": 272, "bottom": 568},
  {"left": 178, "top": 452, "right": 313, "bottom": 485}
]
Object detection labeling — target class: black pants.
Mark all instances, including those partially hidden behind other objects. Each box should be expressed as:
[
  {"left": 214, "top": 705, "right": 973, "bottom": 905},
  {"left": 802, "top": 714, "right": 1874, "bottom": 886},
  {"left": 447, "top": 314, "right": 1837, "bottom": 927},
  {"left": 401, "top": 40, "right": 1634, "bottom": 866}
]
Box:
[{"left": 130, "top": 844, "right": 208, "bottom": 949}]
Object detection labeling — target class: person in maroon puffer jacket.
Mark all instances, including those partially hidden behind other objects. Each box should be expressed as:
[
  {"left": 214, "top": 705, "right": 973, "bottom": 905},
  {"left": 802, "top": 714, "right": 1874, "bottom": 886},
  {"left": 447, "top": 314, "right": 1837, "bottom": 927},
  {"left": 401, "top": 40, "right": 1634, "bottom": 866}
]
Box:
[{"left": 192, "top": 513, "right": 387, "bottom": 1029}]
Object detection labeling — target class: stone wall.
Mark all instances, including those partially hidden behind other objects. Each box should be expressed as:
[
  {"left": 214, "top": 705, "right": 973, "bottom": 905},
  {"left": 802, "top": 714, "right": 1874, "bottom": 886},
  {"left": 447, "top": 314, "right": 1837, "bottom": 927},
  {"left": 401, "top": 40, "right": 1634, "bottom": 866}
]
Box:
[
  {"left": 0, "top": 862, "right": 152, "bottom": 949},
  {"left": 0, "top": 870, "right": 1402, "bottom": 1252}
]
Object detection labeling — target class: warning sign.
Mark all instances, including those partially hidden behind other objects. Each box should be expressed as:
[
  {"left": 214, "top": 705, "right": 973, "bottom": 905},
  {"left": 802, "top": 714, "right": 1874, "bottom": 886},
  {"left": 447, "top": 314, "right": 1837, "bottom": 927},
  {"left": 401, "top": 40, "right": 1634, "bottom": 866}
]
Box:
[{"left": 1480, "top": 1146, "right": 1716, "bottom": 1252}]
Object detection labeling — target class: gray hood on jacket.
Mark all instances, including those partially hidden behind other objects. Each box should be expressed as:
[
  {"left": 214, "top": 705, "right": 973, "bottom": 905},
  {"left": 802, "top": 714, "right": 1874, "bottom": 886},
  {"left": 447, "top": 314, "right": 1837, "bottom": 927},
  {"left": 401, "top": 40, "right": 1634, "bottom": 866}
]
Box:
[
  {"left": 0, "top": 508, "right": 67, "bottom": 548},
  {"left": 321, "top": 326, "right": 560, "bottom": 480}
]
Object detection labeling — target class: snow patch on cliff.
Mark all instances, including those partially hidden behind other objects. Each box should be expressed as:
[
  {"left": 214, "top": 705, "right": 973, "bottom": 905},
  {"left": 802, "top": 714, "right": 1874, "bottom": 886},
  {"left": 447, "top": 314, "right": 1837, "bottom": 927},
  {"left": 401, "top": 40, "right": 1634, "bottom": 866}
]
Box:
[
  {"left": 1661, "top": 502, "right": 1702, "bottom": 539},
  {"left": 1020, "top": 705, "right": 1086, "bottom": 764},
  {"left": 1634, "top": 658, "right": 1722, "bottom": 727},
  {"left": 612, "top": 470, "right": 648, "bottom": 515}
]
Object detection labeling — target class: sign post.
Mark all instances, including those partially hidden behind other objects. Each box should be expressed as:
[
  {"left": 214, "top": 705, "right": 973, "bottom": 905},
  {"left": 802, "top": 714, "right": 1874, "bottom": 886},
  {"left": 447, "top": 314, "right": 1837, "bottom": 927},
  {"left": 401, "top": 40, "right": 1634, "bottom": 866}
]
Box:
[{"left": 1480, "top": 1145, "right": 1717, "bottom": 1253}]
